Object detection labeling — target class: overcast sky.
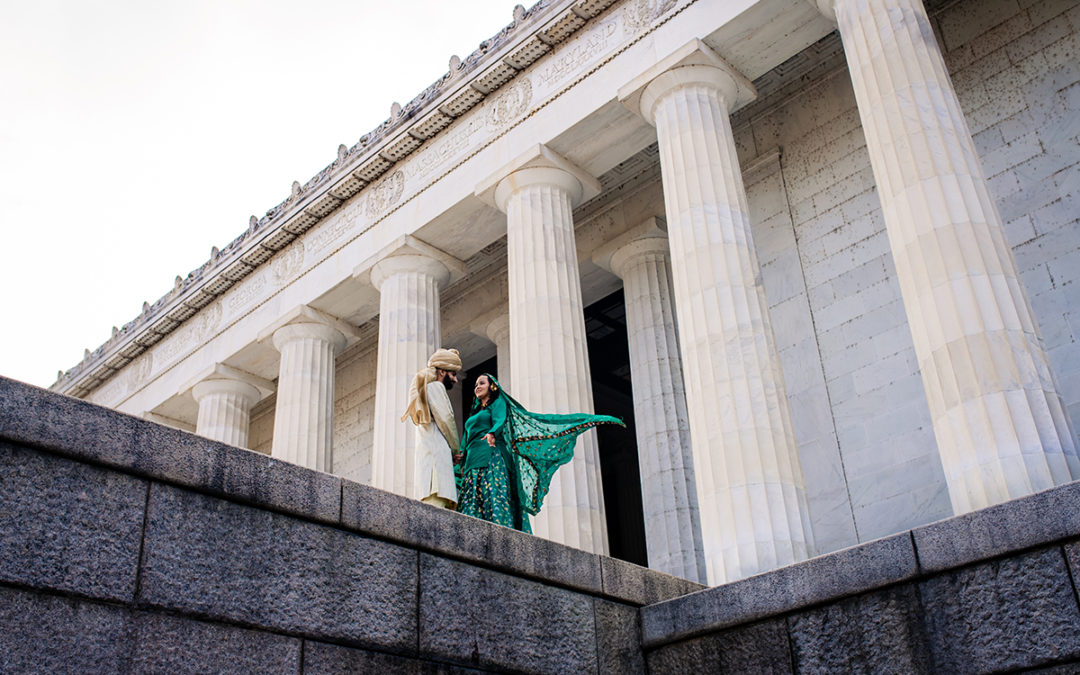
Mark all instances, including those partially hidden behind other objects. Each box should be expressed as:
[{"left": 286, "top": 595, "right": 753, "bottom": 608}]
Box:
[{"left": 0, "top": 0, "right": 514, "bottom": 388}]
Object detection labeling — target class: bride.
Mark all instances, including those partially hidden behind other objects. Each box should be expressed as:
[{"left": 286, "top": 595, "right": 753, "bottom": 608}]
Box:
[{"left": 455, "top": 373, "right": 622, "bottom": 532}]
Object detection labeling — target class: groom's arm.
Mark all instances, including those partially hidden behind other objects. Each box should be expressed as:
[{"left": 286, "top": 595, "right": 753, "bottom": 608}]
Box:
[{"left": 426, "top": 383, "right": 460, "bottom": 453}]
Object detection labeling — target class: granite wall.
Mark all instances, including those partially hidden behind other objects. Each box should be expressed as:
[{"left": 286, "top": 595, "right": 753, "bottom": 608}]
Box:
[
  {"left": 642, "top": 477, "right": 1080, "bottom": 674},
  {"left": 0, "top": 375, "right": 699, "bottom": 674},
  {"left": 4, "top": 372, "right": 1080, "bottom": 673}
]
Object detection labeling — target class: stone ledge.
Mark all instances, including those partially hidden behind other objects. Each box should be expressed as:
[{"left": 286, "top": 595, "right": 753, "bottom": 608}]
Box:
[
  {"left": 912, "top": 479, "right": 1080, "bottom": 573},
  {"left": 0, "top": 376, "right": 341, "bottom": 526},
  {"left": 642, "top": 476, "right": 1080, "bottom": 651},
  {"left": 341, "top": 478, "right": 605, "bottom": 597},
  {"left": 0, "top": 374, "right": 693, "bottom": 609},
  {"left": 641, "top": 532, "right": 919, "bottom": 647}
]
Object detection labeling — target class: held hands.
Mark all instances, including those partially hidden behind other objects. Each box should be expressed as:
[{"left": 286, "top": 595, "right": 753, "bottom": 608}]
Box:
[
  {"left": 452, "top": 452, "right": 464, "bottom": 464},
  {"left": 484, "top": 433, "right": 496, "bottom": 447}
]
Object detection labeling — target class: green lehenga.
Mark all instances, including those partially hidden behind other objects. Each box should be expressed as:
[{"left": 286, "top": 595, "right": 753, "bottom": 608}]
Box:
[{"left": 455, "top": 375, "right": 623, "bottom": 533}]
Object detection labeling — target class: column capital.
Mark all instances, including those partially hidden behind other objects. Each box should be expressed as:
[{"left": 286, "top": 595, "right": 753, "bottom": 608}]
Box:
[
  {"left": 469, "top": 307, "right": 511, "bottom": 345},
  {"left": 192, "top": 377, "right": 261, "bottom": 407},
  {"left": 475, "top": 144, "right": 601, "bottom": 213},
  {"left": 618, "top": 39, "right": 756, "bottom": 125},
  {"left": 184, "top": 362, "right": 274, "bottom": 402},
  {"left": 184, "top": 362, "right": 272, "bottom": 406},
  {"left": 257, "top": 304, "right": 354, "bottom": 353},
  {"left": 593, "top": 216, "right": 670, "bottom": 278},
  {"left": 808, "top": 0, "right": 837, "bottom": 23},
  {"left": 354, "top": 234, "right": 466, "bottom": 291},
  {"left": 271, "top": 322, "right": 347, "bottom": 354}
]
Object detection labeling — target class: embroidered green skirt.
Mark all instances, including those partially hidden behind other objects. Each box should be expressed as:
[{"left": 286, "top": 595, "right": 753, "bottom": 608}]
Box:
[{"left": 456, "top": 446, "right": 531, "bottom": 534}]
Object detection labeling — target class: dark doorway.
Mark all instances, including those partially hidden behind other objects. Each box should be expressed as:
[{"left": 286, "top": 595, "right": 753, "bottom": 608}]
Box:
[{"left": 585, "top": 289, "right": 647, "bottom": 566}]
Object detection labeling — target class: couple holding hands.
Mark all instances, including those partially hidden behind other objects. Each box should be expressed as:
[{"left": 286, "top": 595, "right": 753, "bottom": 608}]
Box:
[{"left": 402, "top": 348, "right": 621, "bottom": 532}]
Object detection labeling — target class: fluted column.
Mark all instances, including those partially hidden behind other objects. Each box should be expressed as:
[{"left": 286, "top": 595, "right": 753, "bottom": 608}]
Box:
[
  {"left": 487, "top": 147, "right": 607, "bottom": 554},
  {"left": 472, "top": 310, "right": 512, "bottom": 392},
  {"left": 370, "top": 254, "right": 449, "bottom": 498},
  {"left": 620, "top": 42, "right": 815, "bottom": 583},
  {"left": 816, "top": 0, "right": 1078, "bottom": 511},
  {"left": 192, "top": 377, "right": 260, "bottom": 448},
  {"left": 601, "top": 224, "right": 706, "bottom": 583},
  {"left": 271, "top": 322, "right": 346, "bottom": 471}
]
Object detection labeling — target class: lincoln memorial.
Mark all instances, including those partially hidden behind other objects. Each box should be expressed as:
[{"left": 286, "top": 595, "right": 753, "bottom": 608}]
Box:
[{"left": 51, "top": 0, "right": 1080, "bottom": 587}]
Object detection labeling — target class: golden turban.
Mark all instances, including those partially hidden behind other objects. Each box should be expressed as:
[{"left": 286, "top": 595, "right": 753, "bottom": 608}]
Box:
[{"left": 402, "top": 348, "right": 462, "bottom": 425}]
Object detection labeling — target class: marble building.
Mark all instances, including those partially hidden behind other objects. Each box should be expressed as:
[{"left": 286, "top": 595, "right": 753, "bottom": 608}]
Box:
[{"left": 53, "top": 0, "right": 1080, "bottom": 586}]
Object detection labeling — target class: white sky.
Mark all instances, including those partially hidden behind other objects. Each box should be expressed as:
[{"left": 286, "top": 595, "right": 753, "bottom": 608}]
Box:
[{"left": 0, "top": 0, "right": 514, "bottom": 388}]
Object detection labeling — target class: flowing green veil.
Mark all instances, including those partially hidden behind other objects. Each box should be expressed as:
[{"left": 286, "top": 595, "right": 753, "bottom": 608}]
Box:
[{"left": 481, "top": 375, "right": 624, "bottom": 516}]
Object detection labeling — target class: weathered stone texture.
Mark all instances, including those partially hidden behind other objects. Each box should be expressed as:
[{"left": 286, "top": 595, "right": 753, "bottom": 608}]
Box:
[
  {"left": 138, "top": 483, "right": 418, "bottom": 650},
  {"left": 0, "top": 375, "right": 142, "bottom": 467},
  {"left": 342, "top": 478, "right": 605, "bottom": 595},
  {"left": 134, "top": 418, "right": 342, "bottom": 525},
  {"left": 594, "top": 599, "right": 645, "bottom": 675},
  {"left": 913, "top": 480, "right": 1080, "bottom": 572},
  {"left": 303, "top": 641, "right": 423, "bottom": 675},
  {"left": 598, "top": 555, "right": 703, "bottom": 606},
  {"left": 920, "top": 547, "right": 1080, "bottom": 673},
  {"left": 130, "top": 612, "right": 302, "bottom": 673},
  {"left": 0, "top": 587, "right": 133, "bottom": 673},
  {"left": 418, "top": 554, "right": 597, "bottom": 673},
  {"left": 1066, "top": 542, "right": 1080, "bottom": 595},
  {"left": 641, "top": 533, "right": 918, "bottom": 646},
  {"left": 787, "top": 585, "right": 932, "bottom": 673},
  {"left": 332, "top": 347, "right": 377, "bottom": 485},
  {"left": 0, "top": 441, "right": 146, "bottom": 602},
  {"left": 0, "top": 375, "right": 340, "bottom": 525},
  {"left": 301, "top": 640, "right": 487, "bottom": 674},
  {"left": 728, "top": 0, "right": 1080, "bottom": 546},
  {"left": 645, "top": 619, "right": 792, "bottom": 674}
]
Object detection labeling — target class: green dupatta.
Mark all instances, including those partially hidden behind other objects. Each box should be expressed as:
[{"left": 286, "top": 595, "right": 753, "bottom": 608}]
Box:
[{"left": 482, "top": 375, "right": 624, "bottom": 516}]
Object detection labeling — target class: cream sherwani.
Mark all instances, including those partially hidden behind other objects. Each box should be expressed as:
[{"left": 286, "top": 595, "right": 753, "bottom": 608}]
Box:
[{"left": 415, "top": 381, "right": 459, "bottom": 505}]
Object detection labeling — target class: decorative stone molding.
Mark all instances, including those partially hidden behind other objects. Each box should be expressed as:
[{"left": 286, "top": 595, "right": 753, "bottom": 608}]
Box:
[
  {"left": 53, "top": 0, "right": 625, "bottom": 399},
  {"left": 475, "top": 143, "right": 602, "bottom": 213},
  {"left": 354, "top": 235, "right": 467, "bottom": 291},
  {"left": 618, "top": 38, "right": 755, "bottom": 123}
]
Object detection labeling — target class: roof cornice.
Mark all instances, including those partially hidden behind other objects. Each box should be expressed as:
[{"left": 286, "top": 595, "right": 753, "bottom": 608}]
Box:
[{"left": 53, "top": 0, "right": 625, "bottom": 397}]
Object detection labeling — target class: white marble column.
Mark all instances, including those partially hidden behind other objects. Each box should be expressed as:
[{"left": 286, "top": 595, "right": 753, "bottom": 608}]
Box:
[
  {"left": 620, "top": 42, "right": 815, "bottom": 584},
  {"left": 370, "top": 253, "right": 449, "bottom": 498},
  {"left": 816, "top": 0, "right": 1078, "bottom": 512},
  {"left": 596, "top": 220, "right": 707, "bottom": 583},
  {"left": 192, "top": 377, "right": 260, "bottom": 448},
  {"left": 270, "top": 321, "right": 346, "bottom": 472},
  {"left": 472, "top": 310, "right": 512, "bottom": 392},
  {"left": 478, "top": 145, "right": 608, "bottom": 555}
]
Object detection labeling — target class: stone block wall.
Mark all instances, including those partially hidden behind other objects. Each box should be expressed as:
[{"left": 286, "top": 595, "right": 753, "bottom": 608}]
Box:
[
  {"left": 730, "top": 0, "right": 1080, "bottom": 548},
  {"left": 331, "top": 344, "right": 378, "bottom": 484},
  {"left": 0, "top": 375, "right": 700, "bottom": 674},
  {"left": 936, "top": 0, "right": 1080, "bottom": 433},
  {"left": 642, "top": 478, "right": 1080, "bottom": 673}
]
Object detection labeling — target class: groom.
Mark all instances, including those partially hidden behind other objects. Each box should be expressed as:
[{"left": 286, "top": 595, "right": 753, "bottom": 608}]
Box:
[{"left": 401, "top": 348, "right": 462, "bottom": 509}]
